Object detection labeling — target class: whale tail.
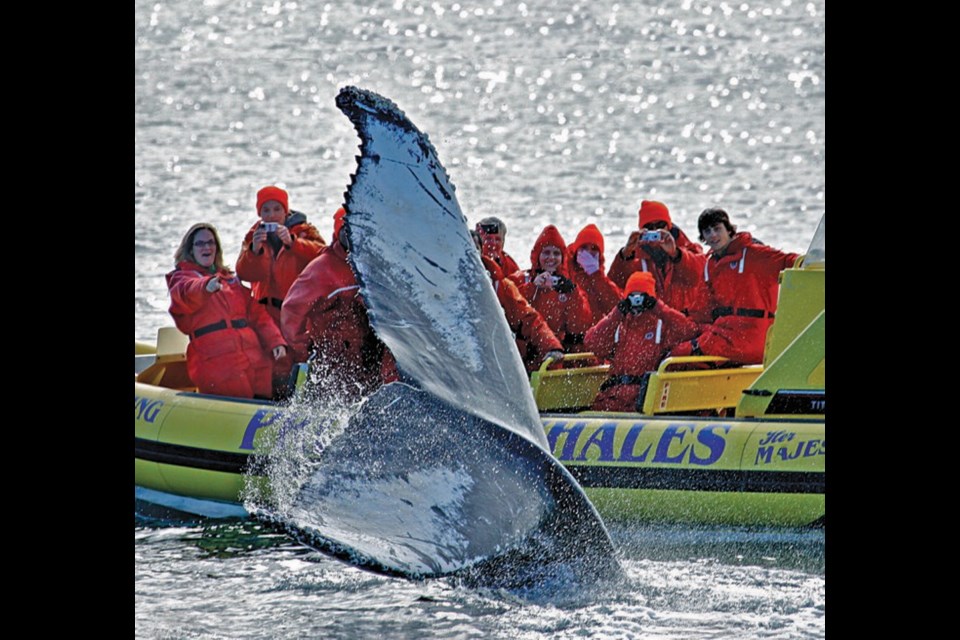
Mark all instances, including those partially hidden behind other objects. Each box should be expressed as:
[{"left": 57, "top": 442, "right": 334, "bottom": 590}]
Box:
[{"left": 253, "top": 86, "right": 622, "bottom": 589}]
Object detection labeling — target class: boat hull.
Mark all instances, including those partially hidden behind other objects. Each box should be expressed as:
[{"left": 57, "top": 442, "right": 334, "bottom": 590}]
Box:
[{"left": 135, "top": 382, "right": 824, "bottom": 526}]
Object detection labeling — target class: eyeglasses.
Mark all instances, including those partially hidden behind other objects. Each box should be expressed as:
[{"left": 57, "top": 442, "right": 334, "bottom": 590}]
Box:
[
  {"left": 193, "top": 240, "right": 217, "bottom": 248},
  {"left": 642, "top": 221, "right": 669, "bottom": 231},
  {"left": 479, "top": 223, "right": 501, "bottom": 234}
]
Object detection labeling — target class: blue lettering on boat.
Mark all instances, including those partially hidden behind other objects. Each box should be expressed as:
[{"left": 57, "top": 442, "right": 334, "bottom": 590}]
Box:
[
  {"left": 549, "top": 421, "right": 728, "bottom": 465},
  {"left": 690, "top": 425, "right": 729, "bottom": 465},
  {"left": 240, "top": 409, "right": 311, "bottom": 450},
  {"left": 620, "top": 423, "right": 652, "bottom": 462},
  {"left": 653, "top": 424, "right": 728, "bottom": 466},
  {"left": 755, "top": 438, "right": 825, "bottom": 465},
  {"left": 135, "top": 396, "right": 163, "bottom": 423},
  {"left": 547, "top": 421, "right": 587, "bottom": 460},
  {"left": 574, "top": 423, "right": 619, "bottom": 461},
  {"left": 758, "top": 430, "right": 796, "bottom": 446}
]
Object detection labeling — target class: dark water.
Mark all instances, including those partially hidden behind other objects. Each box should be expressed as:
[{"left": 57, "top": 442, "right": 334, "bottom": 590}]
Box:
[{"left": 135, "top": 1, "right": 825, "bottom": 637}]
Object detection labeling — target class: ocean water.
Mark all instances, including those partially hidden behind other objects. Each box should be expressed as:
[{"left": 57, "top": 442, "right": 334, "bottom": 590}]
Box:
[{"left": 135, "top": 1, "right": 825, "bottom": 637}]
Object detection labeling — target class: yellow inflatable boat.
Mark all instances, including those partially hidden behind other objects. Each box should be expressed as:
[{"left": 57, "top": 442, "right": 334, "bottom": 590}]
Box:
[{"left": 136, "top": 219, "right": 824, "bottom": 527}]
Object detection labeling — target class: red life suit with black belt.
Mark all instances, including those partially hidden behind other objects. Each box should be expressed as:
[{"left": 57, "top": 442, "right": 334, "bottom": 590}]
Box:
[
  {"left": 167, "top": 261, "right": 286, "bottom": 399},
  {"left": 671, "top": 232, "right": 799, "bottom": 364}
]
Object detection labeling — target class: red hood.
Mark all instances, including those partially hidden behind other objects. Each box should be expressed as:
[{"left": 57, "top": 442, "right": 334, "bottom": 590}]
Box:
[
  {"left": 566, "top": 223, "right": 606, "bottom": 273},
  {"left": 530, "top": 225, "right": 569, "bottom": 276}
]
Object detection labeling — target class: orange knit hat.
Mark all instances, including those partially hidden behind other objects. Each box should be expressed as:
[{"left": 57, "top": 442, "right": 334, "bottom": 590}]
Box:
[
  {"left": 638, "top": 200, "right": 671, "bottom": 228},
  {"left": 256, "top": 186, "right": 289, "bottom": 215},
  {"left": 625, "top": 271, "right": 656, "bottom": 297}
]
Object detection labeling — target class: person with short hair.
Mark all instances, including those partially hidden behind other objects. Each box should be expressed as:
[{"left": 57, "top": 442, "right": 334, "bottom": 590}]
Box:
[
  {"left": 475, "top": 216, "right": 521, "bottom": 278},
  {"left": 669, "top": 207, "right": 800, "bottom": 365},
  {"left": 585, "top": 271, "right": 700, "bottom": 412},
  {"left": 607, "top": 200, "right": 705, "bottom": 316},
  {"left": 167, "top": 223, "right": 288, "bottom": 399}
]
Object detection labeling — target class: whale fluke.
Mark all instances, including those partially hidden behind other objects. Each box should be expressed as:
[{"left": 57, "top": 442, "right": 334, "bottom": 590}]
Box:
[{"left": 255, "top": 86, "right": 621, "bottom": 588}]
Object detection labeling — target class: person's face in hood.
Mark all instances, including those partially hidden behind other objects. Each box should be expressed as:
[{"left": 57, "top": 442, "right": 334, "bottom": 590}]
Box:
[{"left": 539, "top": 245, "right": 563, "bottom": 273}]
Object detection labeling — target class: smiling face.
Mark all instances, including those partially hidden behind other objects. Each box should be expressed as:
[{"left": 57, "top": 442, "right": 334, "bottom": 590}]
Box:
[
  {"left": 701, "top": 222, "right": 733, "bottom": 253},
  {"left": 259, "top": 200, "right": 287, "bottom": 224},
  {"left": 539, "top": 245, "right": 563, "bottom": 273},
  {"left": 192, "top": 229, "right": 218, "bottom": 268}
]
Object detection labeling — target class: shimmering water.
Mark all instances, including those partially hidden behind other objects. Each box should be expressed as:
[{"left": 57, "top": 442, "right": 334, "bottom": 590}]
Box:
[{"left": 135, "top": 1, "right": 825, "bottom": 637}]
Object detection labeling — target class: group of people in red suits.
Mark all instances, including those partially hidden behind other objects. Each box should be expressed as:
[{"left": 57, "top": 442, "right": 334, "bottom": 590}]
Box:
[{"left": 166, "top": 188, "right": 798, "bottom": 412}]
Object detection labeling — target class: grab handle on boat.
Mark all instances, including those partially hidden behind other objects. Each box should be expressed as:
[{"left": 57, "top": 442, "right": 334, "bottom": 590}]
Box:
[
  {"left": 657, "top": 355, "right": 730, "bottom": 373},
  {"left": 537, "top": 351, "right": 598, "bottom": 374}
]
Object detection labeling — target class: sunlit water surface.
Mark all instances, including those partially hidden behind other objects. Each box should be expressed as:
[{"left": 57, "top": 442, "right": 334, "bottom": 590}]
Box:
[{"left": 135, "top": 0, "right": 824, "bottom": 637}]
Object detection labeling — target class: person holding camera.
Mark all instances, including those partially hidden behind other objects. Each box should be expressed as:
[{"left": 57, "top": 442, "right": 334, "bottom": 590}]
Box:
[
  {"left": 669, "top": 208, "right": 800, "bottom": 365},
  {"left": 513, "top": 225, "right": 593, "bottom": 355},
  {"left": 474, "top": 216, "right": 521, "bottom": 278},
  {"left": 236, "top": 185, "right": 327, "bottom": 397},
  {"left": 236, "top": 185, "right": 328, "bottom": 325},
  {"left": 584, "top": 271, "right": 700, "bottom": 412},
  {"left": 469, "top": 230, "right": 564, "bottom": 373},
  {"left": 606, "top": 200, "right": 705, "bottom": 317},
  {"left": 167, "top": 223, "right": 288, "bottom": 400}
]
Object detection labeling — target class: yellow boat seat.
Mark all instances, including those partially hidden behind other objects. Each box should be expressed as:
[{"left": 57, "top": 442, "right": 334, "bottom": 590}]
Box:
[
  {"left": 136, "top": 327, "right": 196, "bottom": 391},
  {"left": 638, "top": 356, "right": 763, "bottom": 415},
  {"left": 530, "top": 353, "right": 610, "bottom": 412}
]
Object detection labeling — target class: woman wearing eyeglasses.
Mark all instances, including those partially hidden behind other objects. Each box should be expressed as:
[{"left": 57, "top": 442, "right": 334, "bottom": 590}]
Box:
[{"left": 166, "top": 223, "right": 288, "bottom": 399}]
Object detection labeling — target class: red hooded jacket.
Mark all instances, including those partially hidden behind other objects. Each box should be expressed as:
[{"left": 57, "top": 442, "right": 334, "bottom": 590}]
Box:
[
  {"left": 585, "top": 300, "right": 700, "bottom": 412},
  {"left": 566, "top": 224, "right": 623, "bottom": 324},
  {"left": 166, "top": 261, "right": 286, "bottom": 399},
  {"left": 670, "top": 232, "right": 799, "bottom": 364},
  {"left": 235, "top": 214, "right": 327, "bottom": 325},
  {"left": 279, "top": 239, "right": 394, "bottom": 398},
  {"left": 607, "top": 224, "right": 705, "bottom": 316},
  {"left": 483, "top": 256, "right": 563, "bottom": 373},
  {"left": 514, "top": 225, "right": 593, "bottom": 353}
]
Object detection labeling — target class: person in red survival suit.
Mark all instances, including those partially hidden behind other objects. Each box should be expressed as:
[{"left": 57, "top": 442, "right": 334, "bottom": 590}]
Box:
[
  {"left": 475, "top": 216, "right": 521, "bottom": 278},
  {"left": 236, "top": 186, "right": 327, "bottom": 324},
  {"left": 469, "top": 231, "right": 564, "bottom": 373},
  {"left": 167, "top": 223, "right": 288, "bottom": 400},
  {"left": 280, "top": 207, "right": 397, "bottom": 401},
  {"left": 566, "top": 223, "right": 623, "bottom": 324},
  {"left": 236, "top": 186, "right": 327, "bottom": 397},
  {"left": 669, "top": 207, "right": 801, "bottom": 365},
  {"left": 512, "top": 225, "right": 593, "bottom": 355},
  {"left": 585, "top": 271, "right": 700, "bottom": 412},
  {"left": 606, "top": 200, "right": 705, "bottom": 316}
]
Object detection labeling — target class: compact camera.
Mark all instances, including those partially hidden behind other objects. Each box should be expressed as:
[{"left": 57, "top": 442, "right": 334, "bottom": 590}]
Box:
[
  {"left": 627, "top": 293, "right": 647, "bottom": 307},
  {"left": 261, "top": 222, "right": 279, "bottom": 232},
  {"left": 640, "top": 230, "right": 661, "bottom": 242}
]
